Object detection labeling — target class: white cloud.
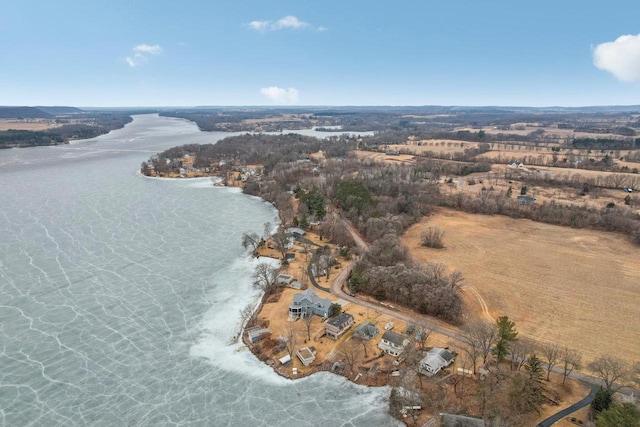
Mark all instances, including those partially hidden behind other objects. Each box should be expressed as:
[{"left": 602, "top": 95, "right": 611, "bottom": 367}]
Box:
[
  {"left": 593, "top": 34, "right": 640, "bottom": 82},
  {"left": 133, "top": 44, "right": 163, "bottom": 55},
  {"left": 260, "top": 86, "right": 299, "bottom": 104},
  {"left": 273, "top": 16, "right": 308, "bottom": 30},
  {"left": 248, "top": 20, "right": 270, "bottom": 32},
  {"left": 247, "top": 15, "right": 323, "bottom": 32},
  {"left": 126, "top": 44, "right": 162, "bottom": 67}
]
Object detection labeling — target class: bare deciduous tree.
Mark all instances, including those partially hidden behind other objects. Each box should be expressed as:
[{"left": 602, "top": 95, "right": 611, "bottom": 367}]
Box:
[
  {"left": 281, "top": 325, "right": 298, "bottom": 360},
  {"left": 561, "top": 347, "right": 582, "bottom": 385},
  {"left": 460, "top": 319, "right": 499, "bottom": 374},
  {"left": 353, "top": 335, "right": 369, "bottom": 358},
  {"left": 414, "top": 322, "right": 433, "bottom": 351},
  {"left": 588, "top": 356, "right": 629, "bottom": 392},
  {"left": 541, "top": 342, "right": 561, "bottom": 381},
  {"left": 263, "top": 221, "right": 272, "bottom": 241},
  {"left": 252, "top": 262, "right": 279, "bottom": 295},
  {"left": 272, "top": 231, "right": 292, "bottom": 260},
  {"left": 241, "top": 232, "right": 261, "bottom": 254},
  {"left": 420, "top": 226, "right": 445, "bottom": 248},
  {"left": 509, "top": 337, "right": 537, "bottom": 371},
  {"left": 339, "top": 339, "right": 361, "bottom": 376},
  {"left": 302, "top": 312, "right": 314, "bottom": 342}
]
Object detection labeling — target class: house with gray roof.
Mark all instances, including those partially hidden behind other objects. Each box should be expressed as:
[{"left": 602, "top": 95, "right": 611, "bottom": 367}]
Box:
[
  {"left": 325, "top": 313, "right": 355, "bottom": 340},
  {"left": 378, "top": 331, "right": 410, "bottom": 357},
  {"left": 246, "top": 326, "right": 271, "bottom": 344},
  {"left": 288, "top": 289, "right": 332, "bottom": 321},
  {"left": 354, "top": 322, "right": 379, "bottom": 340},
  {"left": 420, "top": 347, "right": 455, "bottom": 376}
]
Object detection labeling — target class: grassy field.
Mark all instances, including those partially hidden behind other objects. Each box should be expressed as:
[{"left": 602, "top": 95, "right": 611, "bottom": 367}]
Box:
[
  {"left": 0, "top": 119, "right": 62, "bottom": 131},
  {"left": 404, "top": 208, "right": 640, "bottom": 366}
]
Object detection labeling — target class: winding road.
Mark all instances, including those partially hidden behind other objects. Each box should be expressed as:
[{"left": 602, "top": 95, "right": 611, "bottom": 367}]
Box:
[{"left": 321, "top": 218, "right": 637, "bottom": 425}]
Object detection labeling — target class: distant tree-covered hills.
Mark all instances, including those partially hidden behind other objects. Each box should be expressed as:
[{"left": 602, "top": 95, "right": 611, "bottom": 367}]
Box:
[
  {"left": 0, "top": 107, "right": 132, "bottom": 148},
  {"left": 0, "top": 106, "right": 54, "bottom": 119},
  {"left": 35, "top": 106, "right": 84, "bottom": 115},
  {"left": 0, "top": 106, "right": 84, "bottom": 119}
]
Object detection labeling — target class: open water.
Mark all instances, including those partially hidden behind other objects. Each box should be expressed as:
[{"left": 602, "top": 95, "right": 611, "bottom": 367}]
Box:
[{"left": 0, "top": 114, "right": 398, "bottom": 426}]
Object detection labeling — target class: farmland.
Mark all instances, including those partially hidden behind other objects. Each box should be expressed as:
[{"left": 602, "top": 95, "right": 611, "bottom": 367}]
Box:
[{"left": 404, "top": 208, "right": 640, "bottom": 366}]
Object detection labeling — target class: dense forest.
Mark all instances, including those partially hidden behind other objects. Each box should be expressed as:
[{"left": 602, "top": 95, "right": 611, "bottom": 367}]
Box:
[{"left": 0, "top": 113, "right": 132, "bottom": 148}]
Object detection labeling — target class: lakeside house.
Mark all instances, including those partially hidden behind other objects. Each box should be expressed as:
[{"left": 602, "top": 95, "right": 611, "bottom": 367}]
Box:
[
  {"left": 277, "top": 274, "right": 294, "bottom": 286},
  {"left": 287, "top": 227, "right": 306, "bottom": 237},
  {"left": 378, "top": 331, "right": 410, "bottom": 357},
  {"left": 419, "top": 347, "right": 455, "bottom": 376},
  {"left": 246, "top": 326, "right": 272, "bottom": 344},
  {"left": 296, "top": 347, "right": 316, "bottom": 366},
  {"left": 354, "top": 322, "right": 380, "bottom": 340},
  {"left": 288, "top": 289, "right": 332, "bottom": 321},
  {"left": 324, "top": 313, "right": 355, "bottom": 340}
]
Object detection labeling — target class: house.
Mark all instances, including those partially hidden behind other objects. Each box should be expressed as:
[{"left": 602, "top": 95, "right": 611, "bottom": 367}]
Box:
[
  {"left": 517, "top": 195, "right": 536, "bottom": 205},
  {"left": 246, "top": 326, "right": 271, "bottom": 344},
  {"left": 276, "top": 274, "right": 294, "bottom": 286},
  {"left": 325, "top": 313, "right": 355, "bottom": 340},
  {"left": 378, "top": 331, "right": 410, "bottom": 357},
  {"left": 287, "top": 227, "right": 306, "bottom": 237},
  {"left": 285, "top": 253, "right": 296, "bottom": 262},
  {"left": 419, "top": 347, "right": 455, "bottom": 376},
  {"left": 290, "top": 281, "right": 302, "bottom": 290},
  {"left": 354, "top": 322, "right": 380, "bottom": 340},
  {"left": 296, "top": 347, "right": 316, "bottom": 366},
  {"left": 288, "top": 289, "right": 332, "bottom": 321}
]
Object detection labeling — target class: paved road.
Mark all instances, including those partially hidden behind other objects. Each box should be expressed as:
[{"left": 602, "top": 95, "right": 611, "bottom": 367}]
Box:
[
  {"left": 329, "top": 218, "right": 639, "bottom": 401},
  {"left": 537, "top": 385, "right": 597, "bottom": 427}
]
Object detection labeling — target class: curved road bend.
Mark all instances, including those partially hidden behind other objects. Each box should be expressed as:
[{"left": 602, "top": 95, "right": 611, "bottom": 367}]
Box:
[
  {"left": 331, "top": 218, "right": 639, "bottom": 399},
  {"left": 537, "top": 385, "right": 597, "bottom": 427}
]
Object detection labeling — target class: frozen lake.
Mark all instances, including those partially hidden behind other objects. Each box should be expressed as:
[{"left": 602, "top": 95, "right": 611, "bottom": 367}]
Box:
[{"left": 0, "top": 114, "right": 398, "bottom": 426}]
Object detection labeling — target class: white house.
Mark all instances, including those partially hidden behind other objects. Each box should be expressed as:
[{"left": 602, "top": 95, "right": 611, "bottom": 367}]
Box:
[
  {"left": 296, "top": 347, "right": 316, "bottom": 366},
  {"left": 419, "top": 347, "right": 455, "bottom": 376},
  {"left": 378, "top": 331, "right": 410, "bottom": 357}
]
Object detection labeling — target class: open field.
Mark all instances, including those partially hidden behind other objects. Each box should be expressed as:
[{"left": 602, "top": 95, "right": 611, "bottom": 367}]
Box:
[
  {"left": 353, "top": 150, "right": 416, "bottom": 165},
  {"left": 455, "top": 125, "right": 633, "bottom": 140},
  {"left": 0, "top": 119, "right": 62, "bottom": 131},
  {"left": 404, "top": 208, "right": 640, "bottom": 366}
]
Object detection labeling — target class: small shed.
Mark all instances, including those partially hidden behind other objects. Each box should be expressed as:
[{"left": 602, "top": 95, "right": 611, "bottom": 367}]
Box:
[
  {"left": 246, "top": 326, "right": 271, "bottom": 344},
  {"left": 279, "top": 354, "right": 292, "bottom": 365}
]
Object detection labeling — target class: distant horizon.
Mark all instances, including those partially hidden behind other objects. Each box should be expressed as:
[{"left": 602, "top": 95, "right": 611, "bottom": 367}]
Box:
[
  {"left": 3, "top": 103, "right": 640, "bottom": 110},
  {"left": 2, "top": 1, "right": 639, "bottom": 107}
]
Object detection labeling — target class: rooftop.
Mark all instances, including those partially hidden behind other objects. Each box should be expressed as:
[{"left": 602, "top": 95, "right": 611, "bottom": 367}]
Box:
[{"left": 327, "top": 312, "right": 354, "bottom": 327}]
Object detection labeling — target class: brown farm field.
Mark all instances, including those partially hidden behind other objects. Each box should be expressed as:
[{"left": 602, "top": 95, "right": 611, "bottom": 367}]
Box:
[
  {"left": 404, "top": 208, "right": 640, "bottom": 366},
  {"left": 0, "top": 119, "right": 63, "bottom": 131}
]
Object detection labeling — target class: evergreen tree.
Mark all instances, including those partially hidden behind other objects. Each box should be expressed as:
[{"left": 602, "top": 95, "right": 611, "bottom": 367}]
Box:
[
  {"left": 596, "top": 402, "right": 640, "bottom": 427},
  {"left": 591, "top": 387, "right": 614, "bottom": 416},
  {"left": 493, "top": 316, "right": 518, "bottom": 363}
]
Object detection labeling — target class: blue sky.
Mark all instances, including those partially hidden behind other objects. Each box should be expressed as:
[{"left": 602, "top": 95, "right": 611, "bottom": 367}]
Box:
[{"left": 2, "top": 0, "right": 640, "bottom": 107}]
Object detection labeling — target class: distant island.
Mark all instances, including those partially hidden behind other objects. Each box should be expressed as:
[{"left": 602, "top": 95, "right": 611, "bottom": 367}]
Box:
[{"left": 0, "top": 106, "right": 132, "bottom": 148}]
